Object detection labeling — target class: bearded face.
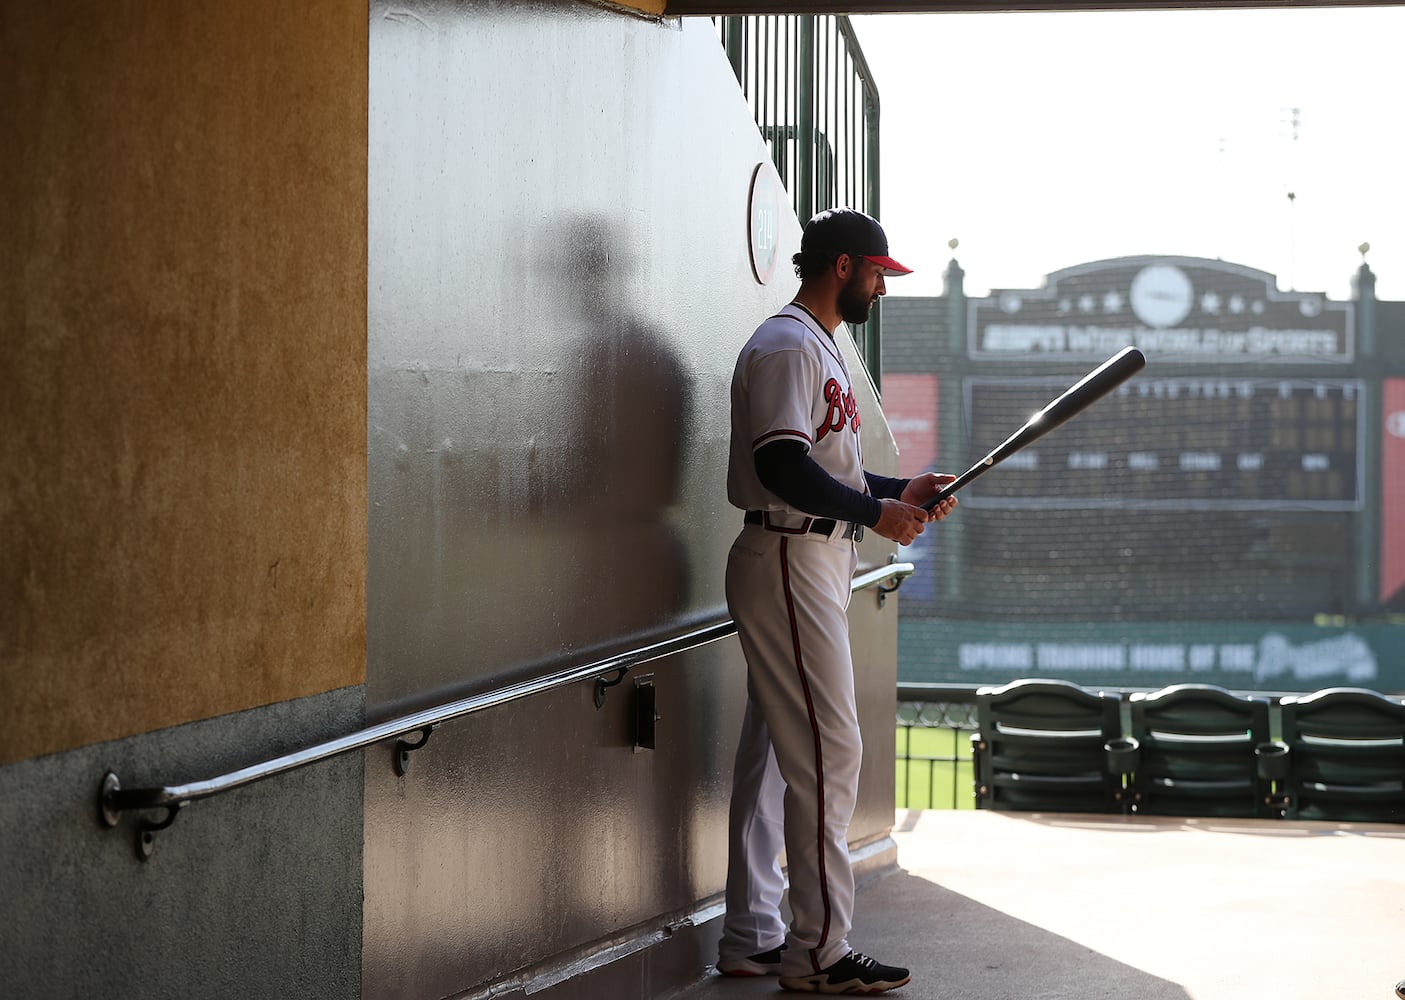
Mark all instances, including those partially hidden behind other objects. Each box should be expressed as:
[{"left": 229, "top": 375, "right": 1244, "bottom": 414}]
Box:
[{"left": 837, "top": 262, "right": 876, "bottom": 325}]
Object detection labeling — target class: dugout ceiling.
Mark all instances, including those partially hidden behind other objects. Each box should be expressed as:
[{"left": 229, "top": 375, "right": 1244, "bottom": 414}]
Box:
[{"left": 655, "top": 1, "right": 1392, "bottom": 12}]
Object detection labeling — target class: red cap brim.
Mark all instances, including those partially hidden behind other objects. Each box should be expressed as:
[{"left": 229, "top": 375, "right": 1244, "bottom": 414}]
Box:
[{"left": 865, "top": 255, "right": 913, "bottom": 276}]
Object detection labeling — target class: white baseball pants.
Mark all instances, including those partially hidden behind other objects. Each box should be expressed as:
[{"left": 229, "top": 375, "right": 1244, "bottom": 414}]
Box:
[{"left": 719, "top": 523, "right": 861, "bottom": 977}]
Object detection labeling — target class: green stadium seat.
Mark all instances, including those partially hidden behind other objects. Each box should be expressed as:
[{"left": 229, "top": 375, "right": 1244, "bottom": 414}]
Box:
[
  {"left": 1127, "top": 684, "right": 1287, "bottom": 819},
  {"left": 972, "top": 679, "right": 1130, "bottom": 814},
  {"left": 1278, "top": 687, "right": 1405, "bottom": 824}
]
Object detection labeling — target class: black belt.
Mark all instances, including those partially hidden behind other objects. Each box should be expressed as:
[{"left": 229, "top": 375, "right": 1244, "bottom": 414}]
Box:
[{"left": 745, "top": 510, "right": 864, "bottom": 542}]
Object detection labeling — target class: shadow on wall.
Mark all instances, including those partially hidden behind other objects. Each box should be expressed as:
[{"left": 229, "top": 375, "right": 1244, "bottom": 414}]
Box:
[
  {"left": 368, "top": 213, "right": 702, "bottom": 710},
  {"left": 535, "top": 213, "right": 693, "bottom": 646}
]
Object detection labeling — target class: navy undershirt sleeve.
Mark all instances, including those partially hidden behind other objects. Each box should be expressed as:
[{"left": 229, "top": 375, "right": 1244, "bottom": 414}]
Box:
[
  {"left": 754, "top": 440, "right": 908, "bottom": 527},
  {"left": 864, "top": 470, "right": 909, "bottom": 501}
]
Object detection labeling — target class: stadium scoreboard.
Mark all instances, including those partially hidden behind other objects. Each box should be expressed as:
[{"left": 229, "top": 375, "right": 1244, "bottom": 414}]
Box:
[{"left": 962, "top": 377, "right": 1363, "bottom": 509}]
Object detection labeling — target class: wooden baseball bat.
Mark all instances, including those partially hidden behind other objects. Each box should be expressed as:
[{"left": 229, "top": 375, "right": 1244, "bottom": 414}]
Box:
[{"left": 920, "top": 346, "right": 1147, "bottom": 510}]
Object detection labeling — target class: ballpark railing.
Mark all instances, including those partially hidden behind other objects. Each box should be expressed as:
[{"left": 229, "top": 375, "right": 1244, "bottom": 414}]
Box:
[
  {"left": 709, "top": 14, "right": 886, "bottom": 389},
  {"left": 896, "top": 683, "right": 981, "bottom": 810}
]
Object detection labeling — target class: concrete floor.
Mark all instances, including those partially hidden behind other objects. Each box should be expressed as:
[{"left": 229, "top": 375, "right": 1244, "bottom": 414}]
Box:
[{"left": 678, "top": 809, "right": 1405, "bottom": 1000}]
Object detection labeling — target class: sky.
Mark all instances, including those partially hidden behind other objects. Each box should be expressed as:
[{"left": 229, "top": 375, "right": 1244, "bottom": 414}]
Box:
[{"left": 849, "top": 6, "right": 1405, "bottom": 303}]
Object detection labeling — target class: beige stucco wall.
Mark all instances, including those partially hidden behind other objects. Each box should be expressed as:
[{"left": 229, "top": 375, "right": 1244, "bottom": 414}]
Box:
[{"left": 0, "top": 1, "right": 367, "bottom": 764}]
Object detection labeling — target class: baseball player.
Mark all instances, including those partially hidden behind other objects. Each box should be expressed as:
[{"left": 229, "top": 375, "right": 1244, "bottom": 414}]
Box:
[{"left": 717, "top": 207, "right": 958, "bottom": 994}]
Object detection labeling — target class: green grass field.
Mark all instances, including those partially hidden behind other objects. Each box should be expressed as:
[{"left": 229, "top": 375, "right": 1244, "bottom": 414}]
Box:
[{"left": 895, "top": 726, "right": 976, "bottom": 810}]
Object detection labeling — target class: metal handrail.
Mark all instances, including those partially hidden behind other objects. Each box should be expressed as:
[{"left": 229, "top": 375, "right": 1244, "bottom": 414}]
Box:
[{"left": 99, "top": 559, "right": 914, "bottom": 857}]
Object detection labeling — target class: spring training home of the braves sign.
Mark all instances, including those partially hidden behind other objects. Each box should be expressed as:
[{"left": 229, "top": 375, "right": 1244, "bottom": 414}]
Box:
[{"left": 969, "top": 256, "right": 1352, "bottom": 363}]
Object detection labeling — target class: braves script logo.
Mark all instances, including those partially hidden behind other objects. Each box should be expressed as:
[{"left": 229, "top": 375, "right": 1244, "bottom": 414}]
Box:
[{"left": 816, "top": 378, "right": 861, "bottom": 441}]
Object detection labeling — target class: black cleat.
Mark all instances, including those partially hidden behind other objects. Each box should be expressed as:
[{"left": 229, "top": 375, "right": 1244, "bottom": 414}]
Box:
[{"left": 779, "top": 951, "right": 911, "bottom": 994}]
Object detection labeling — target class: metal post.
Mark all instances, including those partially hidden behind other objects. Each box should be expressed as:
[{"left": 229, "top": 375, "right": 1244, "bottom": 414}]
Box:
[
  {"left": 1354, "top": 262, "right": 1380, "bottom": 610},
  {"left": 864, "top": 86, "right": 882, "bottom": 391},
  {"left": 724, "top": 17, "right": 744, "bottom": 85},
  {"left": 942, "top": 257, "right": 967, "bottom": 607},
  {"left": 796, "top": 15, "right": 815, "bottom": 226}
]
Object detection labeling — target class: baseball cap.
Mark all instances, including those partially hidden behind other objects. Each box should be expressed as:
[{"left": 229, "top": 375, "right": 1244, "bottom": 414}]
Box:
[{"left": 799, "top": 207, "right": 913, "bottom": 276}]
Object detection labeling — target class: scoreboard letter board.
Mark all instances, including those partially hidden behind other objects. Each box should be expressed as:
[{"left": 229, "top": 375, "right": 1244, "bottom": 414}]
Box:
[{"left": 962, "top": 377, "right": 1363, "bottom": 510}]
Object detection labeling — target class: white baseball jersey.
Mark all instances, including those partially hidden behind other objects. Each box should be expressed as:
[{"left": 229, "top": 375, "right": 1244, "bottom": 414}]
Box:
[{"left": 727, "top": 303, "right": 868, "bottom": 515}]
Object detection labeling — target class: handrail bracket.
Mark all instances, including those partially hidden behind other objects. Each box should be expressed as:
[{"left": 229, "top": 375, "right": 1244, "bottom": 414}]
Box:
[
  {"left": 876, "top": 554, "right": 907, "bottom": 606},
  {"left": 594, "top": 667, "right": 629, "bottom": 710},
  {"left": 99, "top": 771, "right": 184, "bottom": 861},
  {"left": 394, "top": 724, "right": 439, "bottom": 777},
  {"left": 98, "top": 771, "right": 124, "bottom": 829}
]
